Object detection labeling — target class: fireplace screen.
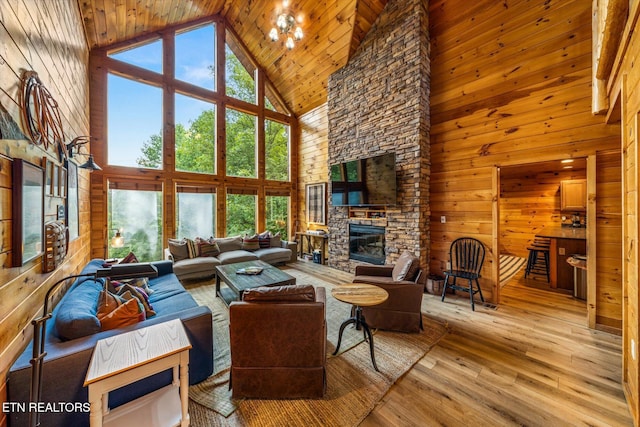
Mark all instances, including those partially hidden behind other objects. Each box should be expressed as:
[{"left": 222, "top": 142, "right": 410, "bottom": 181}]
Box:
[{"left": 349, "top": 224, "right": 385, "bottom": 265}]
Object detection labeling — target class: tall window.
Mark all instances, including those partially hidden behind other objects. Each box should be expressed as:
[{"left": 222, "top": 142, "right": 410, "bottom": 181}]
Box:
[
  {"left": 109, "top": 39, "right": 162, "bottom": 73},
  {"left": 226, "top": 33, "right": 256, "bottom": 104},
  {"left": 175, "top": 24, "right": 215, "bottom": 90},
  {"left": 265, "top": 119, "right": 290, "bottom": 181},
  {"left": 266, "top": 194, "right": 290, "bottom": 240},
  {"left": 176, "top": 185, "right": 216, "bottom": 238},
  {"left": 175, "top": 94, "right": 216, "bottom": 174},
  {"left": 226, "top": 190, "right": 256, "bottom": 236},
  {"left": 226, "top": 108, "right": 256, "bottom": 178},
  {"left": 107, "top": 74, "right": 163, "bottom": 169},
  {"left": 108, "top": 182, "right": 163, "bottom": 261}
]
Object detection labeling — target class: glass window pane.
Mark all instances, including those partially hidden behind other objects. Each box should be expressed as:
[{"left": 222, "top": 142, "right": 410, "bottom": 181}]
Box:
[
  {"left": 225, "top": 44, "right": 256, "bottom": 104},
  {"left": 175, "top": 94, "right": 216, "bottom": 174},
  {"left": 108, "top": 188, "right": 163, "bottom": 261},
  {"left": 226, "top": 193, "right": 256, "bottom": 236},
  {"left": 226, "top": 108, "right": 256, "bottom": 178},
  {"left": 266, "top": 195, "right": 289, "bottom": 240},
  {"left": 175, "top": 24, "right": 215, "bottom": 90},
  {"left": 109, "top": 39, "right": 162, "bottom": 73},
  {"left": 176, "top": 191, "right": 216, "bottom": 238},
  {"left": 108, "top": 74, "right": 163, "bottom": 169},
  {"left": 265, "top": 119, "right": 290, "bottom": 181}
]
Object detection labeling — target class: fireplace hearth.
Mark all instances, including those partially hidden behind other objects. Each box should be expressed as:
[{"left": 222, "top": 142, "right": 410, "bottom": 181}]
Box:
[{"left": 349, "top": 224, "right": 385, "bottom": 265}]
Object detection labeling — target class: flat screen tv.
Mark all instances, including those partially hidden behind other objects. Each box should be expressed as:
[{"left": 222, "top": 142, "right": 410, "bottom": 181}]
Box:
[{"left": 330, "top": 153, "right": 397, "bottom": 206}]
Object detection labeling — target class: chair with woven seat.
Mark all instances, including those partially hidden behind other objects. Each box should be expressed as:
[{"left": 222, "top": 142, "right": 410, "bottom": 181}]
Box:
[{"left": 441, "top": 237, "right": 486, "bottom": 311}]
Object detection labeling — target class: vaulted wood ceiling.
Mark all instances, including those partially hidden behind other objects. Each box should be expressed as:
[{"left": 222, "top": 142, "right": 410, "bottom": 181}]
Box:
[{"left": 78, "top": 0, "right": 388, "bottom": 116}]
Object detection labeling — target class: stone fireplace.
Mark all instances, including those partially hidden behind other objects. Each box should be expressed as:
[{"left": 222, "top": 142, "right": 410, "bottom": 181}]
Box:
[
  {"left": 349, "top": 224, "right": 386, "bottom": 265},
  {"left": 326, "top": 0, "right": 430, "bottom": 273}
]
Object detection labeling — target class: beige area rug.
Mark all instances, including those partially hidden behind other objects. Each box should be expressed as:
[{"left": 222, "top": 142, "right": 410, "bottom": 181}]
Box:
[{"left": 185, "top": 268, "right": 448, "bottom": 426}]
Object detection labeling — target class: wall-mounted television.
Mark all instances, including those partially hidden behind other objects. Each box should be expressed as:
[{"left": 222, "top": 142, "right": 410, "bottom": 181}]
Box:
[{"left": 330, "top": 152, "right": 397, "bottom": 206}]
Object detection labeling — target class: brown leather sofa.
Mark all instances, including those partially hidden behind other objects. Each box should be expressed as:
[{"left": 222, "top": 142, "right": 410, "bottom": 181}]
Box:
[
  {"left": 229, "top": 284, "right": 326, "bottom": 398},
  {"left": 352, "top": 251, "right": 424, "bottom": 333}
]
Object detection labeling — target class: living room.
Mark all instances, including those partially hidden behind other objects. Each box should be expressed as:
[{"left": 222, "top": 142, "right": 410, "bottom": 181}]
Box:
[{"left": 0, "top": 0, "right": 638, "bottom": 426}]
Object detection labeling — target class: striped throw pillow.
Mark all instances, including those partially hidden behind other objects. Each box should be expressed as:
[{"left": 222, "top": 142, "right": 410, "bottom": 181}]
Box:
[
  {"left": 195, "top": 237, "right": 220, "bottom": 257},
  {"left": 242, "top": 234, "right": 260, "bottom": 251}
]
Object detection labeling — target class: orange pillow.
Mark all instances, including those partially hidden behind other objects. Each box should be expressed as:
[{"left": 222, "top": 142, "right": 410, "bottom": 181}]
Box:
[{"left": 99, "top": 298, "right": 142, "bottom": 331}]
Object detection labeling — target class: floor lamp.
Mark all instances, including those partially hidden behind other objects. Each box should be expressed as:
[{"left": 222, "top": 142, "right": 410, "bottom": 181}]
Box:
[{"left": 29, "top": 263, "right": 158, "bottom": 427}]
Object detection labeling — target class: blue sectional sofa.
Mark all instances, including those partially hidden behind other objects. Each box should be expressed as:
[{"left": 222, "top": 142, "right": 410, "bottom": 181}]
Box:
[{"left": 7, "top": 259, "right": 213, "bottom": 427}]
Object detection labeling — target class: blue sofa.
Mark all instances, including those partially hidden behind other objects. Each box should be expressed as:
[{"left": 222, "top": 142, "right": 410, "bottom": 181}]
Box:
[{"left": 7, "top": 259, "right": 213, "bottom": 427}]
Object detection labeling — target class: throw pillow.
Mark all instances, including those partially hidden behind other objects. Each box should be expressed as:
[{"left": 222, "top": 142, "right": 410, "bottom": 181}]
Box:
[
  {"left": 185, "top": 238, "right": 199, "bottom": 258},
  {"left": 242, "top": 234, "right": 260, "bottom": 251},
  {"left": 243, "top": 284, "right": 316, "bottom": 302},
  {"left": 117, "top": 284, "right": 156, "bottom": 318},
  {"left": 195, "top": 237, "right": 220, "bottom": 257},
  {"left": 117, "top": 291, "right": 147, "bottom": 321},
  {"left": 168, "top": 238, "right": 189, "bottom": 262},
  {"left": 112, "top": 277, "right": 154, "bottom": 296},
  {"left": 99, "top": 298, "right": 142, "bottom": 331},
  {"left": 96, "top": 290, "right": 124, "bottom": 319},
  {"left": 214, "top": 235, "right": 243, "bottom": 252},
  {"left": 391, "top": 251, "right": 420, "bottom": 281},
  {"left": 258, "top": 231, "right": 272, "bottom": 248},
  {"left": 269, "top": 232, "right": 281, "bottom": 248},
  {"left": 118, "top": 251, "right": 139, "bottom": 264}
]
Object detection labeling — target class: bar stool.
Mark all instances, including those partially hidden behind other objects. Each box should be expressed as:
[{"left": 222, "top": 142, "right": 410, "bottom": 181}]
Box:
[{"left": 525, "top": 238, "right": 550, "bottom": 282}]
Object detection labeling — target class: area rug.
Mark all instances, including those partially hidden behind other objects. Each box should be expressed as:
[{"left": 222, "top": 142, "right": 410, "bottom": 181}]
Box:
[
  {"left": 500, "top": 254, "right": 527, "bottom": 287},
  {"left": 185, "top": 268, "right": 448, "bottom": 426}
]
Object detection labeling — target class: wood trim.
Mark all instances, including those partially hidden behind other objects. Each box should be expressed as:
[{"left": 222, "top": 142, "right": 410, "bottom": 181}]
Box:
[
  {"left": 492, "top": 166, "right": 500, "bottom": 302},
  {"left": 586, "top": 154, "right": 597, "bottom": 329}
]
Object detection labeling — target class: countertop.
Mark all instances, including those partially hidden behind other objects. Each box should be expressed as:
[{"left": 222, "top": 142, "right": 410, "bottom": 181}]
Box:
[{"left": 535, "top": 226, "right": 586, "bottom": 240}]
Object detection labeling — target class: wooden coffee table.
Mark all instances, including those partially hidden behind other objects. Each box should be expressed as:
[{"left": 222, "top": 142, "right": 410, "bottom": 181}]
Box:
[
  {"left": 331, "top": 283, "right": 389, "bottom": 371},
  {"left": 215, "top": 260, "right": 296, "bottom": 306}
]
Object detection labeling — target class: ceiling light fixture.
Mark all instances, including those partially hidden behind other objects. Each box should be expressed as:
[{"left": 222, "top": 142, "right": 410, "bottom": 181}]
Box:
[
  {"left": 561, "top": 159, "right": 574, "bottom": 164},
  {"left": 269, "top": 1, "right": 303, "bottom": 50}
]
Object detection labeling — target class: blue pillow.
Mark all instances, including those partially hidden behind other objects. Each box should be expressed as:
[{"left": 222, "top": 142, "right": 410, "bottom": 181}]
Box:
[{"left": 54, "top": 280, "right": 103, "bottom": 341}]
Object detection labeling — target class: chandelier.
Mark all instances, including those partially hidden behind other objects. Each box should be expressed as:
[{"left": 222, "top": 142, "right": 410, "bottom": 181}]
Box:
[{"left": 269, "top": 1, "right": 303, "bottom": 50}]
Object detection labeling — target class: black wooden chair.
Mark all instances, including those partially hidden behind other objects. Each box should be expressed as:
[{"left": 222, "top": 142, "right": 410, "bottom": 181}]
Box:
[{"left": 441, "top": 237, "right": 486, "bottom": 311}]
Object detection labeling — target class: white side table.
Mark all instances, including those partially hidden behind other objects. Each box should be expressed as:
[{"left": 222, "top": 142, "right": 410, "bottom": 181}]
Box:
[{"left": 84, "top": 319, "right": 191, "bottom": 427}]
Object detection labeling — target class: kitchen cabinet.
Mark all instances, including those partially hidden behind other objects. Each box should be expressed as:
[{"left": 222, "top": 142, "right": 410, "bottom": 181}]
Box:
[{"left": 560, "top": 179, "right": 587, "bottom": 212}]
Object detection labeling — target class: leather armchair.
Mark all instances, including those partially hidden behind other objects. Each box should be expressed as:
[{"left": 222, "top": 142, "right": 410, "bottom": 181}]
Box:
[
  {"left": 352, "top": 252, "right": 423, "bottom": 333},
  {"left": 229, "top": 285, "right": 326, "bottom": 398}
]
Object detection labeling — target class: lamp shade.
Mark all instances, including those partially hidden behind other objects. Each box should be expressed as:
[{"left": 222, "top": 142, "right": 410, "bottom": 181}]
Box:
[
  {"left": 110, "top": 229, "right": 124, "bottom": 248},
  {"left": 78, "top": 154, "right": 102, "bottom": 171}
]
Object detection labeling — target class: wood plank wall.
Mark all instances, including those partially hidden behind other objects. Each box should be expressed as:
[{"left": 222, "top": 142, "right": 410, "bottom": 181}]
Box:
[
  {"left": 0, "top": 1, "right": 90, "bottom": 426},
  {"left": 298, "top": 103, "right": 329, "bottom": 233},
  {"left": 500, "top": 161, "right": 587, "bottom": 258},
  {"left": 429, "top": 0, "right": 622, "bottom": 327}
]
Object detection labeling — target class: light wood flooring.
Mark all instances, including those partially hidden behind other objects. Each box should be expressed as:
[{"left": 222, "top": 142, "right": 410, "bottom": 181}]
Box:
[{"left": 291, "top": 261, "right": 633, "bottom": 426}]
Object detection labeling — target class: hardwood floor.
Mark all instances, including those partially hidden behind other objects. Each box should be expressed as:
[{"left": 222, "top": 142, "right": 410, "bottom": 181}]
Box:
[{"left": 292, "top": 262, "right": 633, "bottom": 426}]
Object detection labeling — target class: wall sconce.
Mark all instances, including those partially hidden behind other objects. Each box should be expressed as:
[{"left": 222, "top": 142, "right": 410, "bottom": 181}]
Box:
[
  {"left": 65, "top": 136, "right": 102, "bottom": 171},
  {"left": 110, "top": 228, "right": 124, "bottom": 248}
]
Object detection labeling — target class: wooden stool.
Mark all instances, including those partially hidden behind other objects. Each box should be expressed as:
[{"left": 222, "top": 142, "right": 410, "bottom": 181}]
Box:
[{"left": 525, "top": 239, "right": 550, "bottom": 283}]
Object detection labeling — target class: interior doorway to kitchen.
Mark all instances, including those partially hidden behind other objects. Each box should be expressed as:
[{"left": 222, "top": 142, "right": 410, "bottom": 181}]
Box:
[{"left": 494, "top": 158, "right": 589, "bottom": 320}]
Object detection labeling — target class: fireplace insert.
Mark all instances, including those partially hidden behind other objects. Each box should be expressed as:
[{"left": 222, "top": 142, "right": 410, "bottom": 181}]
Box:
[{"left": 349, "top": 224, "right": 385, "bottom": 265}]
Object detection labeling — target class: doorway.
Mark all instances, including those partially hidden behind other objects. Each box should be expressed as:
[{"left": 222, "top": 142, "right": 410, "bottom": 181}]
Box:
[{"left": 494, "top": 158, "right": 589, "bottom": 316}]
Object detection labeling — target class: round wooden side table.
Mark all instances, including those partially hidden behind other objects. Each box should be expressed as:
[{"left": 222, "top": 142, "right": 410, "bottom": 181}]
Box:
[{"left": 331, "top": 283, "right": 389, "bottom": 371}]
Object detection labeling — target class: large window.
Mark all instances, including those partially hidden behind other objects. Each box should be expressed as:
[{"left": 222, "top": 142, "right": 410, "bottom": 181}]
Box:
[
  {"left": 226, "top": 191, "right": 256, "bottom": 236},
  {"left": 107, "top": 74, "right": 163, "bottom": 168},
  {"left": 266, "top": 194, "right": 290, "bottom": 240},
  {"left": 175, "top": 94, "right": 216, "bottom": 174},
  {"left": 108, "top": 183, "right": 163, "bottom": 261},
  {"left": 226, "top": 108, "right": 256, "bottom": 178},
  {"left": 175, "top": 24, "right": 215, "bottom": 90},
  {"left": 96, "top": 19, "right": 295, "bottom": 254},
  {"left": 176, "top": 185, "right": 216, "bottom": 238},
  {"left": 265, "top": 119, "right": 290, "bottom": 181}
]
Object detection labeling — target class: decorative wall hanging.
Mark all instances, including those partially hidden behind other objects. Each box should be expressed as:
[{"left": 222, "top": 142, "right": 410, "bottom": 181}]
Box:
[
  {"left": 20, "top": 70, "right": 66, "bottom": 159},
  {"left": 43, "top": 221, "right": 68, "bottom": 273},
  {"left": 12, "top": 159, "right": 44, "bottom": 267},
  {"left": 306, "top": 183, "right": 326, "bottom": 225}
]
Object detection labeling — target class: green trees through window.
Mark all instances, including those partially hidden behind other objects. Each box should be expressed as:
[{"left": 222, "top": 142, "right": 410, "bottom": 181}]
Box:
[{"left": 105, "top": 23, "right": 292, "bottom": 259}]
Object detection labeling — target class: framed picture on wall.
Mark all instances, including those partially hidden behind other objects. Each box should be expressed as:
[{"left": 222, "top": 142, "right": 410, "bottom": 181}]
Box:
[
  {"left": 42, "top": 157, "right": 53, "bottom": 196},
  {"left": 12, "top": 159, "right": 44, "bottom": 267},
  {"left": 59, "top": 167, "right": 67, "bottom": 198},
  {"left": 65, "top": 159, "right": 79, "bottom": 241},
  {"left": 52, "top": 164, "right": 59, "bottom": 197},
  {"left": 306, "top": 183, "right": 326, "bottom": 225}
]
